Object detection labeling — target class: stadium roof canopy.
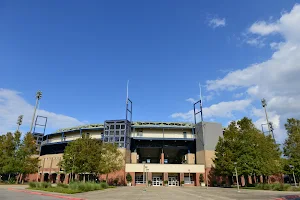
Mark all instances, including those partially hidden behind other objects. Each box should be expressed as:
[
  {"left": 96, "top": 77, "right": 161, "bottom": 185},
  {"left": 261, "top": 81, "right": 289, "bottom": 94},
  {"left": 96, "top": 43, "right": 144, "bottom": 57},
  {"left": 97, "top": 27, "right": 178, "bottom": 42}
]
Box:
[{"left": 52, "top": 121, "right": 194, "bottom": 134}]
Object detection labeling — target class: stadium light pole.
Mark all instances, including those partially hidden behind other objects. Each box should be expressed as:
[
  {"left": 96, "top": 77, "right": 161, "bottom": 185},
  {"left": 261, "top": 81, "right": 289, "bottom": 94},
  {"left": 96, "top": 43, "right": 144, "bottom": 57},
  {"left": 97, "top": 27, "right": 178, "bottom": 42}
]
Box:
[
  {"left": 30, "top": 91, "right": 42, "bottom": 133},
  {"left": 234, "top": 162, "right": 240, "bottom": 192},
  {"left": 261, "top": 98, "right": 274, "bottom": 138},
  {"left": 16, "top": 115, "right": 23, "bottom": 132}
]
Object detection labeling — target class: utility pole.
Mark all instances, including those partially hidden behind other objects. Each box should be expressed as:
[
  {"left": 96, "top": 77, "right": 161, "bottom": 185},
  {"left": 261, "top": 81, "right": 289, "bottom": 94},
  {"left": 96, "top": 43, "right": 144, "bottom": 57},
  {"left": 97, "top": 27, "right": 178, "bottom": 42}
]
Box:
[
  {"left": 290, "top": 165, "right": 298, "bottom": 187},
  {"left": 234, "top": 162, "right": 240, "bottom": 192},
  {"left": 261, "top": 98, "right": 274, "bottom": 139},
  {"left": 16, "top": 115, "right": 23, "bottom": 132},
  {"left": 30, "top": 91, "right": 42, "bottom": 133}
]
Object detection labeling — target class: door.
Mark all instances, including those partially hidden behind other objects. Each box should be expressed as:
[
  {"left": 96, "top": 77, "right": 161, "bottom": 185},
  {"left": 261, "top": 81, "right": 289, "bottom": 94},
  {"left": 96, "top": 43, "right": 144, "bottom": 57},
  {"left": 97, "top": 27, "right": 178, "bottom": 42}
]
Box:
[
  {"left": 168, "top": 177, "right": 177, "bottom": 186},
  {"left": 152, "top": 177, "right": 161, "bottom": 186}
]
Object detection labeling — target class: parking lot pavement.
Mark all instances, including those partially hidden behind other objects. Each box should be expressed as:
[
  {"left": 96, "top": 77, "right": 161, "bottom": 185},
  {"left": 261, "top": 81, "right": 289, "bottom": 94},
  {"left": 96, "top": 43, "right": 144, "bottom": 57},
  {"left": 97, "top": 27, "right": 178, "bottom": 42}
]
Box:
[
  {"left": 2, "top": 185, "right": 300, "bottom": 200},
  {"left": 73, "top": 186, "right": 300, "bottom": 200},
  {"left": 0, "top": 188, "right": 61, "bottom": 200}
]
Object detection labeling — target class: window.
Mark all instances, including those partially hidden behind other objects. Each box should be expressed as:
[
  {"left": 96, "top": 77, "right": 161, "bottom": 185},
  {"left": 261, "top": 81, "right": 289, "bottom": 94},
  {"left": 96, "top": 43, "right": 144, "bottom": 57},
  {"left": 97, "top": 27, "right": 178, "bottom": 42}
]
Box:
[
  {"left": 109, "top": 131, "right": 114, "bottom": 136},
  {"left": 109, "top": 137, "right": 114, "bottom": 142},
  {"left": 104, "top": 137, "right": 108, "bottom": 142},
  {"left": 116, "top": 125, "right": 120, "bottom": 129},
  {"left": 115, "top": 131, "right": 120, "bottom": 136},
  {"left": 121, "top": 130, "right": 125, "bottom": 136},
  {"left": 110, "top": 125, "right": 114, "bottom": 129},
  {"left": 135, "top": 175, "right": 145, "bottom": 184},
  {"left": 120, "top": 137, "right": 125, "bottom": 142},
  {"left": 137, "top": 131, "right": 143, "bottom": 136},
  {"left": 183, "top": 132, "right": 187, "bottom": 138},
  {"left": 121, "top": 125, "right": 125, "bottom": 129},
  {"left": 147, "top": 159, "right": 151, "bottom": 163}
]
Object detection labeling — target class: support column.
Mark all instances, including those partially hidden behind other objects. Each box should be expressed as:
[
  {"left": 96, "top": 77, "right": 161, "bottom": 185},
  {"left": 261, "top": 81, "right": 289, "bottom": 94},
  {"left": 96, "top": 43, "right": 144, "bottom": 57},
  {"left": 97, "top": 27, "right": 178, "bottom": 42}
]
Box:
[
  {"left": 195, "top": 173, "right": 200, "bottom": 186},
  {"left": 241, "top": 176, "right": 245, "bottom": 186},
  {"left": 163, "top": 172, "right": 168, "bottom": 182},
  {"left": 160, "top": 153, "right": 164, "bottom": 164},
  {"left": 64, "top": 174, "right": 70, "bottom": 184},
  {"left": 148, "top": 172, "right": 152, "bottom": 185},
  {"left": 248, "top": 175, "right": 252, "bottom": 185},
  {"left": 56, "top": 174, "right": 61, "bottom": 183},
  {"left": 180, "top": 173, "right": 184, "bottom": 185}
]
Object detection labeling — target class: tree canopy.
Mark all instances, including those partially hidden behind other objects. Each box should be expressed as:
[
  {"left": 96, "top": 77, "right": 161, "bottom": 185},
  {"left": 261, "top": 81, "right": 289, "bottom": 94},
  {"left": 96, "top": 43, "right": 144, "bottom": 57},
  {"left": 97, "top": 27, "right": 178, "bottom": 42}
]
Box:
[
  {"left": 283, "top": 118, "right": 300, "bottom": 176},
  {"left": 60, "top": 134, "right": 124, "bottom": 181},
  {"left": 0, "top": 131, "right": 39, "bottom": 182},
  {"left": 213, "top": 117, "right": 282, "bottom": 180}
]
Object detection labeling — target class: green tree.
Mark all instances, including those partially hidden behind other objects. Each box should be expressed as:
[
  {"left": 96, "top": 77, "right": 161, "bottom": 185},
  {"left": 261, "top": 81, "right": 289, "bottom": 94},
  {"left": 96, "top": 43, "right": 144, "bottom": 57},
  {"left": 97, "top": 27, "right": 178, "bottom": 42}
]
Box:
[
  {"left": 283, "top": 118, "right": 300, "bottom": 177},
  {"left": 213, "top": 117, "right": 282, "bottom": 184},
  {"left": 17, "top": 132, "right": 39, "bottom": 183},
  {"left": 60, "top": 135, "right": 124, "bottom": 183},
  {"left": 60, "top": 134, "right": 103, "bottom": 182},
  {"left": 97, "top": 143, "right": 124, "bottom": 182}
]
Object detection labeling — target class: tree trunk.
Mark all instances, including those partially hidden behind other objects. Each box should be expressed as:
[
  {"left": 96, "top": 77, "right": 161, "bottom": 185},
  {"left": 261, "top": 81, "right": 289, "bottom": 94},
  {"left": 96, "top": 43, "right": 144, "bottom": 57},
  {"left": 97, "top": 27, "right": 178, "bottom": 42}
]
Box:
[
  {"left": 106, "top": 174, "right": 108, "bottom": 183},
  {"left": 8, "top": 174, "right": 11, "bottom": 180},
  {"left": 88, "top": 174, "right": 90, "bottom": 182},
  {"left": 15, "top": 174, "right": 19, "bottom": 184},
  {"left": 83, "top": 173, "right": 86, "bottom": 183},
  {"left": 21, "top": 174, "right": 24, "bottom": 184}
]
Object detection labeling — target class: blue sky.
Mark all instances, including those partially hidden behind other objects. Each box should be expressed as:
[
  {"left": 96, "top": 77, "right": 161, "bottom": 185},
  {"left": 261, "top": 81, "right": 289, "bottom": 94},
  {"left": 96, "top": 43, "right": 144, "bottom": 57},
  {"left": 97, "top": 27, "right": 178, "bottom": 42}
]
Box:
[{"left": 1, "top": 1, "right": 300, "bottom": 143}]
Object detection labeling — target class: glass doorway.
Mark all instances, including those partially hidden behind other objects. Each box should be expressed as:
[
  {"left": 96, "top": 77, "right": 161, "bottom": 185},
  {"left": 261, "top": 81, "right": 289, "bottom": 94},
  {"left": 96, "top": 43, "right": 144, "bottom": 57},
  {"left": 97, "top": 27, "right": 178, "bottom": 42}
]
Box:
[
  {"left": 168, "top": 177, "right": 178, "bottom": 186},
  {"left": 152, "top": 176, "right": 162, "bottom": 186}
]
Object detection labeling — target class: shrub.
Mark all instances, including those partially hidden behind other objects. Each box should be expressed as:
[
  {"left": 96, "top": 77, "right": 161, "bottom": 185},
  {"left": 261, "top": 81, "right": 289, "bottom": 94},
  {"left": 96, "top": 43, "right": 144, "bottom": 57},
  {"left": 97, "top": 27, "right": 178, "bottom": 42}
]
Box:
[
  {"left": 41, "top": 182, "right": 52, "bottom": 188},
  {"left": 255, "top": 183, "right": 291, "bottom": 191},
  {"left": 29, "top": 182, "right": 38, "bottom": 188},
  {"left": 126, "top": 173, "right": 132, "bottom": 183},
  {"left": 164, "top": 180, "right": 168, "bottom": 185},
  {"left": 180, "top": 181, "right": 184, "bottom": 185},
  {"left": 113, "top": 178, "right": 119, "bottom": 186},
  {"left": 7, "top": 178, "right": 16, "bottom": 184},
  {"left": 100, "top": 182, "right": 108, "bottom": 189},
  {"left": 57, "top": 183, "right": 68, "bottom": 188},
  {"left": 148, "top": 180, "right": 152, "bottom": 185},
  {"left": 200, "top": 174, "right": 204, "bottom": 183}
]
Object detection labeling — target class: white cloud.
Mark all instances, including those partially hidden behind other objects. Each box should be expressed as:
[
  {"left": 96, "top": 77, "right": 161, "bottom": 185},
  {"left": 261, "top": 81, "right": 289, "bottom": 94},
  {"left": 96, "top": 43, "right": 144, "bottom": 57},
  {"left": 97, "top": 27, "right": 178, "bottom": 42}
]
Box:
[
  {"left": 249, "top": 21, "right": 280, "bottom": 35},
  {"left": 246, "top": 37, "right": 265, "bottom": 47},
  {"left": 171, "top": 99, "right": 252, "bottom": 121},
  {"left": 0, "top": 88, "right": 85, "bottom": 134},
  {"left": 186, "top": 98, "right": 196, "bottom": 104},
  {"left": 206, "top": 4, "right": 300, "bottom": 143},
  {"left": 270, "top": 42, "right": 283, "bottom": 50},
  {"left": 208, "top": 17, "right": 226, "bottom": 28},
  {"left": 233, "top": 93, "right": 244, "bottom": 98}
]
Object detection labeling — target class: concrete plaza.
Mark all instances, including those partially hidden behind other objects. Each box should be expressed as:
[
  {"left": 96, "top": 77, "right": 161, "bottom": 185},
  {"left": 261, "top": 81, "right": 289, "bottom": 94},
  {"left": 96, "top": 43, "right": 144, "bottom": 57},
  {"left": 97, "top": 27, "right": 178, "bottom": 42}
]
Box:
[{"left": 1, "top": 185, "right": 300, "bottom": 200}]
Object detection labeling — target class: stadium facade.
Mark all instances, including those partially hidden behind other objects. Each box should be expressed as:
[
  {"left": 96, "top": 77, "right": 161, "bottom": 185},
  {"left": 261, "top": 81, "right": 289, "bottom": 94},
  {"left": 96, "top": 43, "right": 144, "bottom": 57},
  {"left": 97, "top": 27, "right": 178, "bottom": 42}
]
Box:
[{"left": 32, "top": 120, "right": 223, "bottom": 186}]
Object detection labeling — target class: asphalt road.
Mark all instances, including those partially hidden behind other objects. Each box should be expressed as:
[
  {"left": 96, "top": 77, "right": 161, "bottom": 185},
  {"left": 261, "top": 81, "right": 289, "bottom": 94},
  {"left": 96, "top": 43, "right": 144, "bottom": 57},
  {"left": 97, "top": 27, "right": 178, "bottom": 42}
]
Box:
[
  {"left": 1, "top": 185, "right": 300, "bottom": 200},
  {"left": 0, "top": 188, "right": 61, "bottom": 200}
]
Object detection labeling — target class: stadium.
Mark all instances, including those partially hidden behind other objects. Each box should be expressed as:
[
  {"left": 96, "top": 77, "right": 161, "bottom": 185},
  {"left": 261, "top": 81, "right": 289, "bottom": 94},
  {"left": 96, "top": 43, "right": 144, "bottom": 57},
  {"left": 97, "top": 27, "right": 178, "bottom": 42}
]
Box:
[{"left": 29, "top": 94, "right": 223, "bottom": 186}]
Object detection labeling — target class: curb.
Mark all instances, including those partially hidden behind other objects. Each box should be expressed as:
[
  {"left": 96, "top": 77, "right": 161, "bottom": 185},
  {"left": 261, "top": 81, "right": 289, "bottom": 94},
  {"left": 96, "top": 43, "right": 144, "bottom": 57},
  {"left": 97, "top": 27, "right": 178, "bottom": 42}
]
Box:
[
  {"left": 8, "top": 188, "right": 86, "bottom": 200},
  {"left": 274, "top": 195, "right": 300, "bottom": 200}
]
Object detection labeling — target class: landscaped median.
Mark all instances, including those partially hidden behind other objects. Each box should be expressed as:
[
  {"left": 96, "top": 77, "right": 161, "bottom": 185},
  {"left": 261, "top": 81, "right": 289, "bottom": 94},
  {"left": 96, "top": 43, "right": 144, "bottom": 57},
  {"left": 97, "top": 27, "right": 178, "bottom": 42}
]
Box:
[
  {"left": 240, "top": 183, "right": 300, "bottom": 192},
  {"left": 28, "top": 181, "right": 113, "bottom": 194}
]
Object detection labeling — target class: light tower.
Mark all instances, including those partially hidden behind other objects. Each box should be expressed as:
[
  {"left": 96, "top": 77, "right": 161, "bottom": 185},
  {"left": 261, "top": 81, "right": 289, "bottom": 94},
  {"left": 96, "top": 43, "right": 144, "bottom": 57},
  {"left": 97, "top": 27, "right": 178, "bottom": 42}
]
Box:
[
  {"left": 261, "top": 98, "right": 274, "bottom": 139},
  {"left": 30, "top": 91, "right": 42, "bottom": 133},
  {"left": 16, "top": 115, "right": 23, "bottom": 132}
]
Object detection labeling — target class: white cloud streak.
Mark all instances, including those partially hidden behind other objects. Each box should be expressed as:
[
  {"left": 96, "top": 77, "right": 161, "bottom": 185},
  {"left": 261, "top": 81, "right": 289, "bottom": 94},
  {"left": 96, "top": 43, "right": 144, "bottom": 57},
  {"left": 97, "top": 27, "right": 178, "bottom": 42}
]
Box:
[
  {"left": 0, "top": 88, "right": 85, "bottom": 134},
  {"left": 206, "top": 4, "right": 300, "bottom": 142},
  {"left": 208, "top": 17, "right": 226, "bottom": 28}
]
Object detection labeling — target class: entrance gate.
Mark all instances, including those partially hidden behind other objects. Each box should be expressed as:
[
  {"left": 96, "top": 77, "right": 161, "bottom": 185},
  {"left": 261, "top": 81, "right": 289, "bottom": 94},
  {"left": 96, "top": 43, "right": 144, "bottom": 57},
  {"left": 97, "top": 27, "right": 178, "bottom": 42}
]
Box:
[
  {"left": 152, "top": 177, "right": 162, "bottom": 186},
  {"left": 168, "top": 177, "right": 178, "bottom": 186}
]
